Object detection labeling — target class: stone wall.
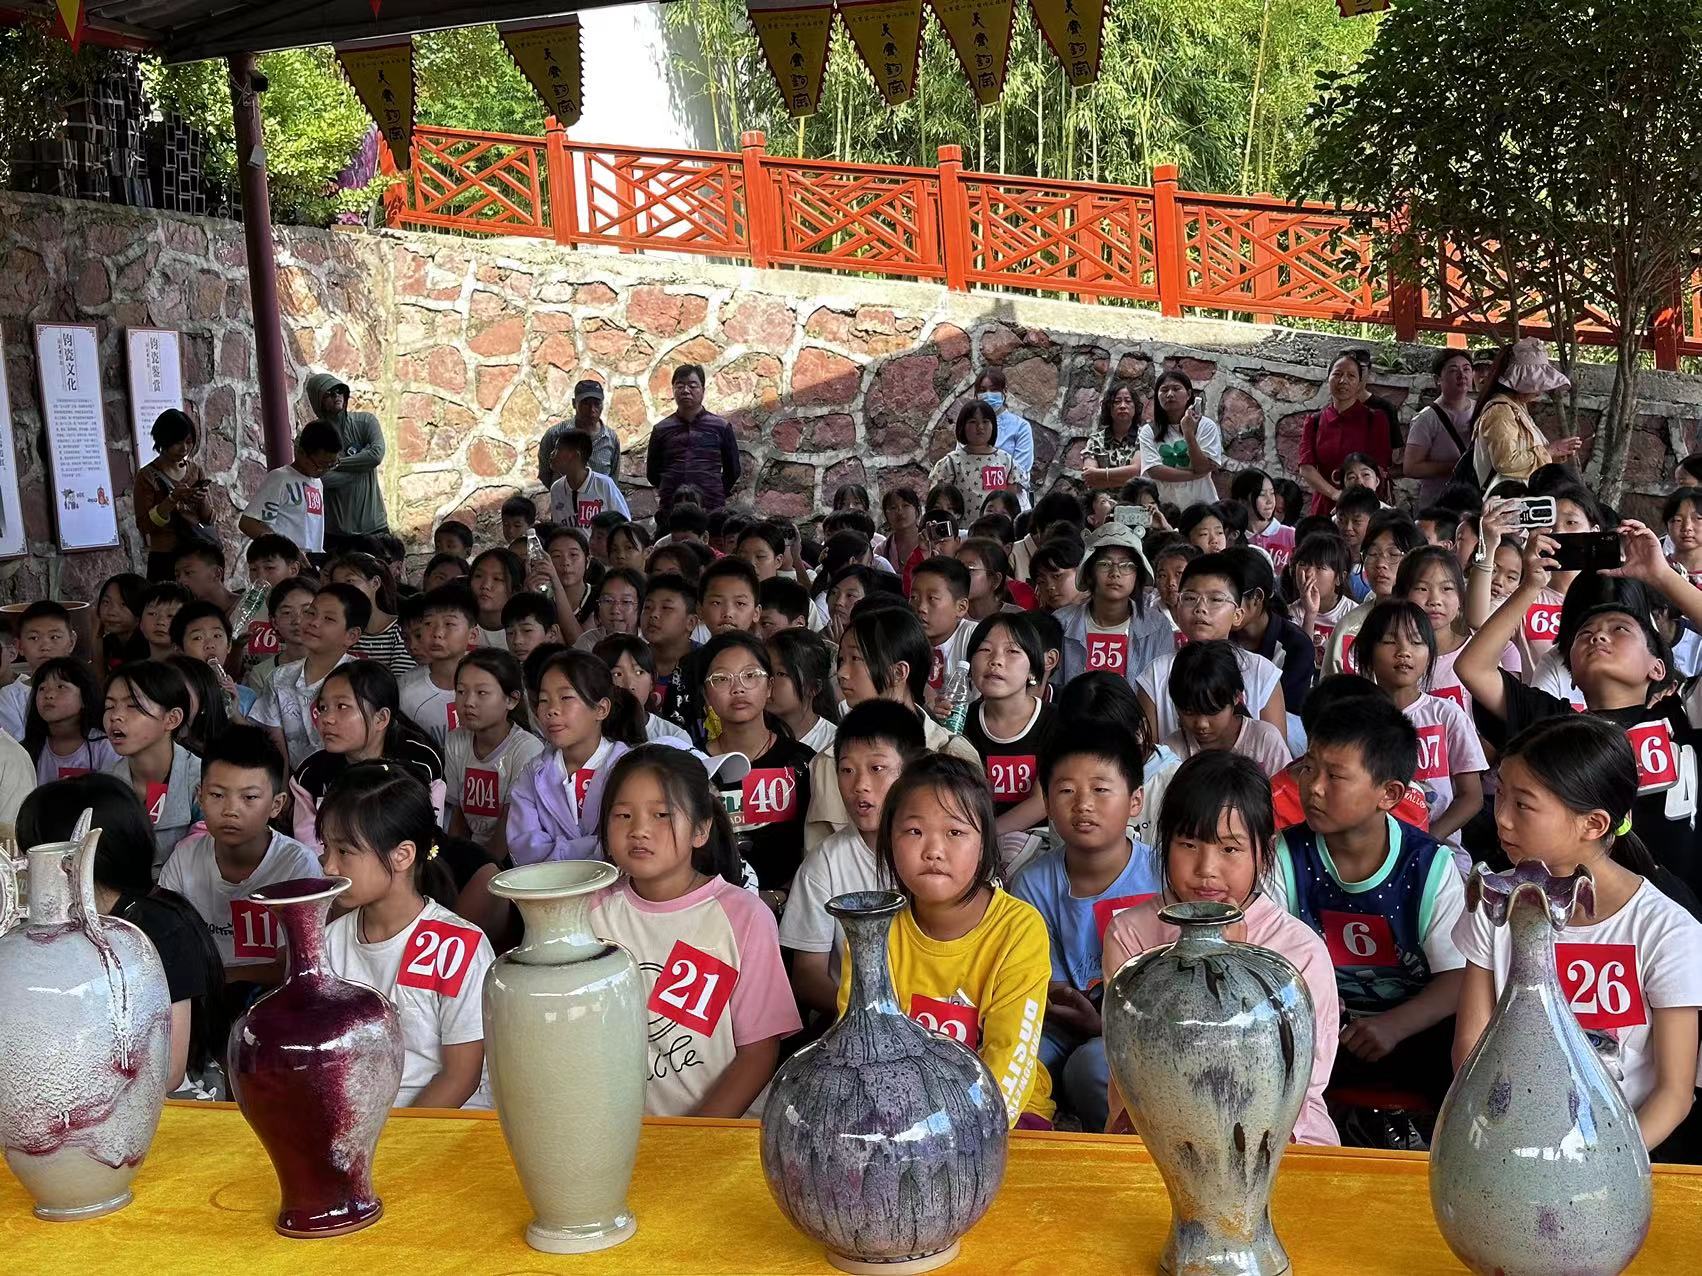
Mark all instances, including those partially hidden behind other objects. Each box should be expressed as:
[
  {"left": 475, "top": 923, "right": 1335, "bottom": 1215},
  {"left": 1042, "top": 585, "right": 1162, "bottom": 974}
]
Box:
[{"left": 5, "top": 188, "right": 1702, "bottom": 598}]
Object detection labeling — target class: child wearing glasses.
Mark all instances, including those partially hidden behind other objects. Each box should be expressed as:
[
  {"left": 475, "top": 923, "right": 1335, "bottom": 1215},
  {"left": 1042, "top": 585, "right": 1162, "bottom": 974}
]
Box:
[{"left": 1055, "top": 523, "right": 1174, "bottom": 690}]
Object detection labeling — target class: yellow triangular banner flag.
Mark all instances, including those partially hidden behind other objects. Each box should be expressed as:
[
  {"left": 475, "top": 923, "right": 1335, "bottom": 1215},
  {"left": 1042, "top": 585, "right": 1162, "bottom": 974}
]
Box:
[
  {"left": 929, "top": 0, "right": 1014, "bottom": 106},
  {"left": 53, "top": 0, "right": 84, "bottom": 50},
  {"left": 334, "top": 39, "right": 415, "bottom": 170},
  {"left": 838, "top": 0, "right": 923, "bottom": 106},
  {"left": 1030, "top": 0, "right": 1103, "bottom": 88},
  {"left": 498, "top": 16, "right": 584, "bottom": 127},
  {"left": 748, "top": 0, "right": 835, "bottom": 119}
]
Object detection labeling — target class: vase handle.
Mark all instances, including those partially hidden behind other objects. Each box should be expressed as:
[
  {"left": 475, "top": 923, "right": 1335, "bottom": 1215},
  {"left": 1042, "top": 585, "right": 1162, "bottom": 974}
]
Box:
[{"left": 70, "top": 816, "right": 101, "bottom": 932}]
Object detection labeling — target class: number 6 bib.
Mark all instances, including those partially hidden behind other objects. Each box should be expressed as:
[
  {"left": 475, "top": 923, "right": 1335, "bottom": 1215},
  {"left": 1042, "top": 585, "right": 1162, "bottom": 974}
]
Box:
[
  {"left": 1627, "top": 721, "right": 1679, "bottom": 794},
  {"left": 1320, "top": 910, "right": 1399, "bottom": 968}
]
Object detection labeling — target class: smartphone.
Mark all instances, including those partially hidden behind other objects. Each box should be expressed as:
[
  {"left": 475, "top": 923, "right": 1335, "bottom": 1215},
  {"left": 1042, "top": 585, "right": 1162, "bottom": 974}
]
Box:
[
  {"left": 1507, "top": 496, "right": 1556, "bottom": 529},
  {"left": 923, "top": 517, "right": 957, "bottom": 545},
  {"left": 1113, "top": 504, "right": 1153, "bottom": 533},
  {"left": 1549, "top": 531, "right": 1622, "bottom": 574}
]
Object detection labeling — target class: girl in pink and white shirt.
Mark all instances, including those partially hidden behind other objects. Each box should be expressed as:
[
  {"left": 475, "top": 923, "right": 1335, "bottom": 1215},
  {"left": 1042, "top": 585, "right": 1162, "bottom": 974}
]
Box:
[
  {"left": 444, "top": 649, "right": 543, "bottom": 862},
  {"left": 591, "top": 745, "right": 801, "bottom": 1117}
]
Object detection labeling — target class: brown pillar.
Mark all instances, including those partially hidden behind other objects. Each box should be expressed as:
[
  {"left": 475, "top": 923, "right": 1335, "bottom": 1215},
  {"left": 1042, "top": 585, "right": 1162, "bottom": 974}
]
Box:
[{"left": 228, "top": 53, "right": 293, "bottom": 467}]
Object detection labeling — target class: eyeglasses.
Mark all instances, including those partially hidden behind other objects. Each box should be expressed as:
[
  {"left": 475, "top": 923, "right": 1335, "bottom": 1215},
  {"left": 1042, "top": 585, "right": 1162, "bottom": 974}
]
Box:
[
  {"left": 1178, "top": 591, "right": 1238, "bottom": 610},
  {"left": 1364, "top": 546, "right": 1406, "bottom": 564},
  {"left": 1094, "top": 559, "right": 1140, "bottom": 577},
  {"left": 705, "top": 668, "right": 770, "bottom": 691}
]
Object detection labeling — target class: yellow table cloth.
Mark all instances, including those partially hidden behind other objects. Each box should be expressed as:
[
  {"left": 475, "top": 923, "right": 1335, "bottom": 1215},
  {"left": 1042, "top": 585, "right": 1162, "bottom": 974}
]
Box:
[{"left": 3, "top": 1102, "right": 1699, "bottom": 1273}]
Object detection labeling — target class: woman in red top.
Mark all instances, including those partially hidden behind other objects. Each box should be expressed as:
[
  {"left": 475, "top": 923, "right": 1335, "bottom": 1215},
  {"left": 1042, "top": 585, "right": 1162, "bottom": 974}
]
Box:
[{"left": 1298, "top": 353, "right": 1394, "bottom": 516}]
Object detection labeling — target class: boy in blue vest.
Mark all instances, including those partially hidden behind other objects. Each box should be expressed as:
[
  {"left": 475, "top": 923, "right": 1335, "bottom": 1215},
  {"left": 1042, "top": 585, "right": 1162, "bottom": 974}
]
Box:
[{"left": 1274, "top": 695, "right": 1465, "bottom": 1135}]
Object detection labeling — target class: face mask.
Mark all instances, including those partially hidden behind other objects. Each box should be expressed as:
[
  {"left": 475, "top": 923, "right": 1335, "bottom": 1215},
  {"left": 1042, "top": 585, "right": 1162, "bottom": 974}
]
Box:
[{"left": 979, "top": 391, "right": 1004, "bottom": 410}]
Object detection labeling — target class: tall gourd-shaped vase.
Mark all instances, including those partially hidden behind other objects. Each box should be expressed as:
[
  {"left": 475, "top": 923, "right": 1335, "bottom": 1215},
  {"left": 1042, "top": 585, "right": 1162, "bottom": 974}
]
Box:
[
  {"left": 0, "top": 825, "right": 172, "bottom": 1219},
  {"left": 228, "top": 876, "right": 404, "bottom": 1238},
  {"left": 1430, "top": 863, "right": 1651, "bottom": 1276},
  {"left": 1102, "top": 900, "right": 1313, "bottom": 1276},
  {"left": 484, "top": 859, "right": 646, "bottom": 1253},
  {"left": 761, "top": 890, "right": 1008, "bottom": 1275}
]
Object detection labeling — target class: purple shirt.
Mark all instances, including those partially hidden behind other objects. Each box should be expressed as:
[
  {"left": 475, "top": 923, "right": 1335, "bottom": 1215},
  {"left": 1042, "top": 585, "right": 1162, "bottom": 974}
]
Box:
[{"left": 645, "top": 409, "right": 740, "bottom": 511}]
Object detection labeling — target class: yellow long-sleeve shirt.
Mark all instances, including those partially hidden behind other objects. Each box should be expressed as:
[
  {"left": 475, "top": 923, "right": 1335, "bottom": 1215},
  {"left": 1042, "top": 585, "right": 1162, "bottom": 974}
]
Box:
[{"left": 840, "top": 887, "right": 1053, "bottom": 1124}]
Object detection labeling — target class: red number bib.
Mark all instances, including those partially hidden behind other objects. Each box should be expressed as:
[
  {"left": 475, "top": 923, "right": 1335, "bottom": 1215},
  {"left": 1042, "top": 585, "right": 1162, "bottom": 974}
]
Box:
[
  {"left": 1339, "top": 633, "right": 1357, "bottom": 670},
  {"left": 57, "top": 766, "right": 89, "bottom": 779},
  {"left": 980, "top": 465, "right": 1008, "bottom": 491},
  {"left": 929, "top": 646, "right": 947, "bottom": 691},
  {"left": 1320, "top": 910, "right": 1399, "bottom": 968},
  {"left": 462, "top": 767, "right": 501, "bottom": 818},
  {"left": 445, "top": 700, "right": 460, "bottom": 731},
  {"left": 1173, "top": 629, "right": 1187, "bottom": 651},
  {"left": 1433, "top": 683, "right": 1466, "bottom": 712},
  {"left": 1413, "top": 723, "right": 1449, "bottom": 781},
  {"left": 742, "top": 768, "right": 800, "bottom": 826},
  {"left": 986, "top": 755, "right": 1036, "bottom": 802},
  {"left": 1627, "top": 721, "right": 1679, "bottom": 794},
  {"left": 304, "top": 484, "right": 323, "bottom": 515},
  {"left": 571, "top": 766, "right": 595, "bottom": 810},
  {"left": 1523, "top": 602, "right": 1562, "bottom": 643},
  {"left": 908, "top": 993, "right": 981, "bottom": 1048},
  {"left": 396, "top": 918, "right": 482, "bottom": 997},
  {"left": 1093, "top": 893, "right": 1157, "bottom": 941},
  {"left": 1086, "top": 632, "right": 1128, "bottom": 674},
  {"left": 576, "top": 499, "right": 604, "bottom": 527},
  {"left": 1557, "top": 943, "right": 1647, "bottom": 1032},
  {"left": 246, "top": 621, "right": 280, "bottom": 656},
  {"left": 144, "top": 781, "right": 168, "bottom": 827},
  {"left": 1313, "top": 621, "right": 1336, "bottom": 665},
  {"left": 230, "top": 898, "right": 280, "bottom": 960},
  {"left": 648, "top": 940, "right": 738, "bottom": 1036}
]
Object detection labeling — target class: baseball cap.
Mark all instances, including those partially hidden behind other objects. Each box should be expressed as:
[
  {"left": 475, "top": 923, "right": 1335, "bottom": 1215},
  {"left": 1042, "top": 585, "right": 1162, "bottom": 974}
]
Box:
[{"left": 574, "top": 379, "right": 605, "bottom": 404}]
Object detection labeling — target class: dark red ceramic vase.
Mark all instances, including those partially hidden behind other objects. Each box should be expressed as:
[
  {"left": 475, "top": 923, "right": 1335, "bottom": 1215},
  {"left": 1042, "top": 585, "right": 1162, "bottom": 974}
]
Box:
[{"left": 228, "top": 877, "right": 403, "bottom": 1238}]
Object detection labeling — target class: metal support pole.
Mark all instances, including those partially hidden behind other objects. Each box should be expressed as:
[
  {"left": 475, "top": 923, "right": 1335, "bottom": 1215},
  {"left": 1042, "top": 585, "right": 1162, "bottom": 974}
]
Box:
[{"left": 229, "top": 53, "right": 293, "bottom": 468}]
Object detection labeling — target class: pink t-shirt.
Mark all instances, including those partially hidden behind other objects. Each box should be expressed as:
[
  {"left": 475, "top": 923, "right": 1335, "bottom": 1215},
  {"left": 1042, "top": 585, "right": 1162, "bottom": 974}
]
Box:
[
  {"left": 1402, "top": 693, "right": 1488, "bottom": 845},
  {"left": 1103, "top": 894, "right": 1340, "bottom": 1146},
  {"left": 1249, "top": 520, "right": 1296, "bottom": 573},
  {"left": 1514, "top": 586, "right": 1565, "bottom": 678},
  {"left": 1429, "top": 640, "right": 1521, "bottom": 719},
  {"left": 591, "top": 874, "right": 801, "bottom": 1117}
]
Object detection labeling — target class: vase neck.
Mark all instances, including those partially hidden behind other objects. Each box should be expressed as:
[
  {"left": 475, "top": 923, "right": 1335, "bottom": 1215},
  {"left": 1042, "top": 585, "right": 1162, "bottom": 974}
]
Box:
[
  {"left": 276, "top": 898, "right": 332, "bottom": 979},
  {"left": 840, "top": 910, "right": 901, "bottom": 1015},
  {"left": 1506, "top": 903, "right": 1559, "bottom": 988},
  {"left": 26, "top": 844, "right": 77, "bottom": 927},
  {"left": 512, "top": 889, "right": 604, "bottom": 964}
]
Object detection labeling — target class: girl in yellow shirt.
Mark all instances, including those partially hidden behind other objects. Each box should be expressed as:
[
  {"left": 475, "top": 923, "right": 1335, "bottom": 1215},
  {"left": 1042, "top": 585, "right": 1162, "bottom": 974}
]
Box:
[{"left": 842, "top": 753, "right": 1053, "bottom": 1126}]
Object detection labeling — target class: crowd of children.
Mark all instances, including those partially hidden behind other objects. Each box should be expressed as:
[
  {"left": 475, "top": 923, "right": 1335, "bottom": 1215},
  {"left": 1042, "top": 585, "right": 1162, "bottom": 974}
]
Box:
[{"left": 15, "top": 371, "right": 1702, "bottom": 1169}]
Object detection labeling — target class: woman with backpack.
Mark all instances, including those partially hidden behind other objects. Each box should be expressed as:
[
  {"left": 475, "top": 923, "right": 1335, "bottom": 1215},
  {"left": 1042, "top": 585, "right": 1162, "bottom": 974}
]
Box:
[
  {"left": 1467, "top": 338, "right": 1583, "bottom": 491},
  {"left": 1404, "top": 349, "right": 1478, "bottom": 507}
]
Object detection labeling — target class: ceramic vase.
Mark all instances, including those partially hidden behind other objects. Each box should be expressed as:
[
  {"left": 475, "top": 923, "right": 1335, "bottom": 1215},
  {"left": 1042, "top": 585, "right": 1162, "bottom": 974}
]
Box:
[
  {"left": 228, "top": 876, "right": 403, "bottom": 1238},
  {"left": 761, "top": 890, "right": 1008, "bottom": 1275},
  {"left": 1430, "top": 863, "right": 1651, "bottom": 1276},
  {"left": 485, "top": 859, "right": 646, "bottom": 1253},
  {"left": 0, "top": 827, "right": 171, "bottom": 1220},
  {"left": 1102, "top": 900, "right": 1313, "bottom": 1276}
]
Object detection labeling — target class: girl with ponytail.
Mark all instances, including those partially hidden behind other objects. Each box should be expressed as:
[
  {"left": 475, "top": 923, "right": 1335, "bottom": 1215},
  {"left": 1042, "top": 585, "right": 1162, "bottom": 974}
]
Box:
[
  {"left": 1453, "top": 714, "right": 1702, "bottom": 1155},
  {"left": 319, "top": 761, "right": 495, "bottom": 1111}
]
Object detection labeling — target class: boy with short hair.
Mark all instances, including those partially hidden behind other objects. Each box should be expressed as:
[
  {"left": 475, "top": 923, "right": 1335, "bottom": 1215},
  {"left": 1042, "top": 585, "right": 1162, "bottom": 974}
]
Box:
[
  {"left": 238, "top": 419, "right": 340, "bottom": 552},
  {"left": 1010, "top": 727, "right": 1163, "bottom": 1133},
  {"left": 400, "top": 583, "right": 478, "bottom": 747},
  {"left": 639, "top": 573, "right": 701, "bottom": 725},
  {"left": 549, "top": 430, "right": 630, "bottom": 529},
  {"left": 758, "top": 576, "right": 811, "bottom": 639},
  {"left": 246, "top": 576, "right": 317, "bottom": 696},
  {"left": 699, "top": 557, "right": 761, "bottom": 636},
  {"left": 397, "top": 591, "right": 431, "bottom": 667},
  {"left": 424, "top": 552, "right": 470, "bottom": 593},
  {"left": 174, "top": 543, "right": 239, "bottom": 614},
  {"left": 502, "top": 591, "right": 563, "bottom": 665},
  {"left": 1029, "top": 538, "right": 1086, "bottom": 612},
  {"left": 664, "top": 502, "right": 708, "bottom": 545},
  {"left": 1334, "top": 487, "right": 1382, "bottom": 599},
  {"left": 159, "top": 725, "right": 320, "bottom": 981},
  {"left": 1274, "top": 696, "right": 1465, "bottom": 1117},
  {"left": 139, "top": 582, "right": 190, "bottom": 660},
  {"left": 434, "top": 520, "right": 475, "bottom": 559},
  {"left": 171, "top": 600, "right": 258, "bottom": 716},
  {"left": 780, "top": 700, "right": 925, "bottom": 1015},
  {"left": 909, "top": 555, "right": 976, "bottom": 708},
  {"left": 0, "top": 601, "right": 78, "bottom": 739},
  {"left": 500, "top": 495, "right": 538, "bottom": 547},
  {"left": 246, "top": 533, "right": 306, "bottom": 588},
  {"left": 251, "top": 582, "right": 369, "bottom": 768}
]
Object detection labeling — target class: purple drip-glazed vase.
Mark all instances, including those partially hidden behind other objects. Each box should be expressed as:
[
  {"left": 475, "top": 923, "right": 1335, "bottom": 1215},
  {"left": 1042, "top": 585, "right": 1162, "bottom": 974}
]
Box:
[
  {"left": 1430, "top": 862, "right": 1651, "bottom": 1276},
  {"left": 0, "top": 827, "right": 172, "bottom": 1220},
  {"left": 760, "top": 890, "right": 1008, "bottom": 1275},
  {"left": 228, "top": 876, "right": 403, "bottom": 1238}
]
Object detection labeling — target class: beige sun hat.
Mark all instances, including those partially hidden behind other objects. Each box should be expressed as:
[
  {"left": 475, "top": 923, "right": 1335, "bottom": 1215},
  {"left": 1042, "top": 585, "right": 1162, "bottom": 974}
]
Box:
[
  {"left": 1076, "top": 522, "right": 1153, "bottom": 592},
  {"left": 1500, "top": 337, "right": 1570, "bottom": 395}
]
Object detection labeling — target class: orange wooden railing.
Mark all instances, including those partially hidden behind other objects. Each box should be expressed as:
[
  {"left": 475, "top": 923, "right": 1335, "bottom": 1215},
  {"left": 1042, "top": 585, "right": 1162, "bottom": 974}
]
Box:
[{"left": 383, "top": 120, "right": 1700, "bottom": 369}]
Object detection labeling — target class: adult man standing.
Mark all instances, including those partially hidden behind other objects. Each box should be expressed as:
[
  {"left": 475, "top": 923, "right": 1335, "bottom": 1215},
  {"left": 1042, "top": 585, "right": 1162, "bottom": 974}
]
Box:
[
  {"left": 974, "top": 367, "right": 1034, "bottom": 501},
  {"left": 304, "top": 372, "right": 388, "bottom": 552},
  {"left": 536, "top": 379, "right": 621, "bottom": 485},
  {"left": 645, "top": 363, "right": 740, "bottom": 512}
]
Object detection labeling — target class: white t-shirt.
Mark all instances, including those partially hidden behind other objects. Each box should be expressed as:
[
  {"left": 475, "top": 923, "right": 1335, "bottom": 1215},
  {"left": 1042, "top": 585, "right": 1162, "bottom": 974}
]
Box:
[
  {"left": 1139, "top": 645, "right": 1282, "bottom": 741},
  {"left": 927, "top": 618, "right": 978, "bottom": 696},
  {"left": 1530, "top": 646, "right": 1587, "bottom": 710},
  {"left": 324, "top": 898, "right": 495, "bottom": 1108},
  {"left": 1455, "top": 878, "right": 1702, "bottom": 1110},
  {"left": 798, "top": 717, "right": 837, "bottom": 755},
  {"left": 1291, "top": 594, "right": 1358, "bottom": 669},
  {"left": 251, "top": 655, "right": 352, "bottom": 770},
  {"left": 444, "top": 725, "right": 546, "bottom": 847},
  {"left": 1138, "top": 418, "right": 1224, "bottom": 509},
  {"left": 645, "top": 714, "right": 691, "bottom": 745},
  {"left": 35, "top": 733, "right": 120, "bottom": 784},
  {"left": 0, "top": 677, "right": 29, "bottom": 741},
  {"left": 243, "top": 463, "right": 326, "bottom": 553},
  {"left": 779, "top": 826, "right": 889, "bottom": 979},
  {"left": 1402, "top": 693, "right": 1488, "bottom": 845},
  {"left": 400, "top": 667, "right": 458, "bottom": 748},
  {"left": 157, "top": 831, "right": 323, "bottom": 967},
  {"left": 471, "top": 627, "right": 508, "bottom": 652},
  {"left": 548, "top": 469, "right": 631, "bottom": 527}
]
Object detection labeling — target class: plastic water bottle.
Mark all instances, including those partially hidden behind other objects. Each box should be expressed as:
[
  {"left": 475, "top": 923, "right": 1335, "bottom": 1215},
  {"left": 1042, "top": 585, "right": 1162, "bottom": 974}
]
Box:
[
  {"left": 941, "top": 660, "right": 971, "bottom": 734},
  {"left": 230, "top": 582, "right": 269, "bottom": 636},
  {"left": 527, "top": 529, "right": 552, "bottom": 600}
]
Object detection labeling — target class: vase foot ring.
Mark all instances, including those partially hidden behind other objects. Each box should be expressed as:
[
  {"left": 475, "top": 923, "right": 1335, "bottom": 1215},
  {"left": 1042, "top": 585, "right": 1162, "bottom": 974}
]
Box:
[
  {"left": 829, "top": 1241, "right": 961, "bottom": 1275},
  {"left": 525, "top": 1214, "right": 637, "bottom": 1254},
  {"left": 275, "top": 1204, "right": 383, "bottom": 1239},
  {"left": 34, "top": 1191, "right": 132, "bottom": 1222}
]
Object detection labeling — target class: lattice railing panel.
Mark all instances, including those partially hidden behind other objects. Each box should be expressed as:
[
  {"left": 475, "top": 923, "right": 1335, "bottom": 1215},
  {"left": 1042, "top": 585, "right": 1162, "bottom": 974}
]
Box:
[
  {"left": 1179, "top": 200, "right": 1386, "bottom": 320},
  {"left": 573, "top": 147, "right": 748, "bottom": 257},
  {"left": 406, "top": 131, "right": 549, "bottom": 237},
  {"left": 962, "top": 177, "right": 1158, "bottom": 299},
  {"left": 766, "top": 165, "right": 944, "bottom": 277}
]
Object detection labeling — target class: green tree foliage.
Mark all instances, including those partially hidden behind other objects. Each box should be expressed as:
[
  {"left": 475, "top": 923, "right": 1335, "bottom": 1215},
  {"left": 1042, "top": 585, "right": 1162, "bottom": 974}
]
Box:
[{"left": 1299, "top": 0, "right": 1702, "bottom": 499}]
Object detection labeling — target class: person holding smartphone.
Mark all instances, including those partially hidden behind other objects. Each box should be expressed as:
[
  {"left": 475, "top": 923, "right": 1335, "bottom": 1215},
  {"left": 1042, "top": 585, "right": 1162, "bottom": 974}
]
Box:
[{"left": 134, "top": 410, "right": 218, "bottom": 582}]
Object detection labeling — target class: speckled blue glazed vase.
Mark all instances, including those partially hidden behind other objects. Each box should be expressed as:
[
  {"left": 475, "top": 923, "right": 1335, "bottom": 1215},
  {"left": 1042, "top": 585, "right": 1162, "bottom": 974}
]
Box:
[
  {"left": 1430, "top": 863, "right": 1651, "bottom": 1276},
  {"left": 760, "top": 890, "right": 1007, "bottom": 1274},
  {"left": 1103, "top": 900, "right": 1313, "bottom": 1276}
]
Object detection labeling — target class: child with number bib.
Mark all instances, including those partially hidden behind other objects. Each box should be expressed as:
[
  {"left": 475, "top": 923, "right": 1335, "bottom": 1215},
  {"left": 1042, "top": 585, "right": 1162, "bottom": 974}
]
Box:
[
  {"left": 928, "top": 401, "right": 1025, "bottom": 510},
  {"left": 963, "top": 613, "right": 1056, "bottom": 838},
  {"left": 1055, "top": 523, "right": 1173, "bottom": 691},
  {"left": 321, "top": 762, "right": 496, "bottom": 1110},
  {"left": 591, "top": 745, "right": 801, "bottom": 1116},
  {"left": 104, "top": 660, "right": 204, "bottom": 874},
  {"left": 25, "top": 657, "right": 118, "bottom": 784},
  {"left": 445, "top": 649, "right": 543, "bottom": 865},
  {"left": 1399, "top": 544, "right": 1520, "bottom": 720},
  {"left": 850, "top": 752, "right": 1053, "bottom": 1127},
  {"left": 507, "top": 650, "right": 643, "bottom": 864},
  {"left": 1453, "top": 715, "right": 1702, "bottom": 1156}
]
